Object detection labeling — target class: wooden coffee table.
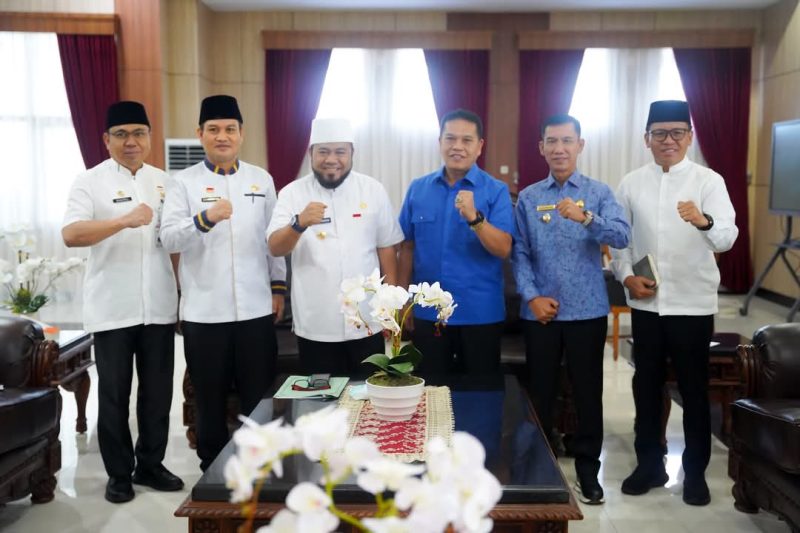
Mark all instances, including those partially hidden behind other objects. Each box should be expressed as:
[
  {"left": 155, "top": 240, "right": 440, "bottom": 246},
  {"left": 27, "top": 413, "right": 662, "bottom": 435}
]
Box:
[{"left": 175, "top": 375, "right": 583, "bottom": 532}]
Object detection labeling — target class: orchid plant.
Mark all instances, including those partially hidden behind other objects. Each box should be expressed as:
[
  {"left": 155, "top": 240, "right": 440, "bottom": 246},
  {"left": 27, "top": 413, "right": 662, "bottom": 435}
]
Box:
[
  {"left": 339, "top": 269, "right": 456, "bottom": 382},
  {"left": 224, "top": 406, "right": 502, "bottom": 533},
  {"left": 1, "top": 226, "right": 84, "bottom": 314}
]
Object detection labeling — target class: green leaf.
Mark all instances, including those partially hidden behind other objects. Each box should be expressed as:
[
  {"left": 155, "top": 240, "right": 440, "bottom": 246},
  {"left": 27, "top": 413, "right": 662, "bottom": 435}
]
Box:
[{"left": 361, "top": 353, "right": 392, "bottom": 373}]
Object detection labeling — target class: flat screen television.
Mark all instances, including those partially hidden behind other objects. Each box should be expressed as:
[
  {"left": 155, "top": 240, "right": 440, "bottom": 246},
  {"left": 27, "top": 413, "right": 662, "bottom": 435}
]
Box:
[{"left": 769, "top": 119, "right": 800, "bottom": 215}]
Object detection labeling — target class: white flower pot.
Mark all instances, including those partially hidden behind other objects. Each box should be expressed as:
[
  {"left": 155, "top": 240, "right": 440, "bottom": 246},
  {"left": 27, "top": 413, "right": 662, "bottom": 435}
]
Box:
[{"left": 365, "top": 376, "right": 425, "bottom": 422}]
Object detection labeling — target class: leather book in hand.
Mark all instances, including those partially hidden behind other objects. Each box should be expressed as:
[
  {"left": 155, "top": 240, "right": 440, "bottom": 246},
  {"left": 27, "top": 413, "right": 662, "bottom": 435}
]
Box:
[{"left": 633, "top": 254, "right": 660, "bottom": 288}]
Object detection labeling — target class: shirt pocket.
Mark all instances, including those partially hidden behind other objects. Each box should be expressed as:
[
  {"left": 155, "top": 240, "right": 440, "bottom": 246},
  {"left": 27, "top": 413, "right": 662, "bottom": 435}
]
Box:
[{"left": 410, "top": 211, "right": 438, "bottom": 243}]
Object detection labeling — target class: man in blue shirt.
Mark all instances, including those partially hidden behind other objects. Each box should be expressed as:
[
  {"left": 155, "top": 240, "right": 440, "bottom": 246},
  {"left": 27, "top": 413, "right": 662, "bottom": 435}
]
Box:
[
  {"left": 399, "top": 109, "right": 514, "bottom": 376},
  {"left": 512, "top": 114, "right": 629, "bottom": 505}
]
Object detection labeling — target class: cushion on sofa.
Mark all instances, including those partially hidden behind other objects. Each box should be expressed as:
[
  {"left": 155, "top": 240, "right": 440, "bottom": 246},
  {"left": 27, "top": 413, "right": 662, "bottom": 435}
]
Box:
[
  {"left": 732, "top": 398, "right": 800, "bottom": 474},
  {"left": 0, "top": 388, "right": 60, "bottom": 456}
]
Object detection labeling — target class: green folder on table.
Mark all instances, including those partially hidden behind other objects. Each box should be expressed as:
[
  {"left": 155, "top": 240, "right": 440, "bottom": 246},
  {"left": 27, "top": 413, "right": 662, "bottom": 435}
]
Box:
[{"left": 273, "top": 375, "right": 350, "bottom": 400}]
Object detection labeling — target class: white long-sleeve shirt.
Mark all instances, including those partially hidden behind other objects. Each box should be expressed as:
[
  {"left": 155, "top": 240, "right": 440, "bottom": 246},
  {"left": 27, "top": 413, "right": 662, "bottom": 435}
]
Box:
[
  {"left": 160, "top": 160, "right": 286, "bottom": 323},
  {"left": 610, "top": 157, "right": 738, "bottom": 315},
  {"left": 62, "top": 159, "right": 178, "bottom": 333},
  {"left": 266, "top": 172, "right": 404, "bottom": 342}
]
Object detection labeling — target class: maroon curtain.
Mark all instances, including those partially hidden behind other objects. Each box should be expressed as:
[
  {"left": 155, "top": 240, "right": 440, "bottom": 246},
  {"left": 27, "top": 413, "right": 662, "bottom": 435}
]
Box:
[
  {"left": 517, "top": 49, "right": 585, "bottom": 190},
  {"left": 265, "top": 49, "right": 332, "bottom": 191},
  {"left": 674, "top": 48, "right": 753, "bottom": 292},
  {"left": 57, "top": 34, "right": 119, "bottom": 169},
  {"left": 423, "top": 50, "right": 489, "bottom": 168}
]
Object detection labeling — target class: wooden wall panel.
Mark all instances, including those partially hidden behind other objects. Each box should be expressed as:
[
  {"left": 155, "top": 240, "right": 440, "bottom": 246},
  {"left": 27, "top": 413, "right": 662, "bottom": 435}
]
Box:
[
  {"left": 116, "top": 0, "right": 164, "bottom": 168},
  {"left": 0, "top": 0, "right": 113, "bottom": 14},
  {"left": 261, "top": 30, "right": 492, "bottom": 49},
  {"left": 519, "top": 29, "right": 755, "bottom": 49},
  {"left": 0, "top": 11, "right": 116, "bottom": 34}
]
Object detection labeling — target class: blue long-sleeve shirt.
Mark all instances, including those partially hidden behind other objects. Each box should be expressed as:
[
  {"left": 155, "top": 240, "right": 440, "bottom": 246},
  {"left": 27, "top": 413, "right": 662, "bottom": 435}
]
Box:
[{"left": 512, "top": 171, "right": 629, "bottom": 322}]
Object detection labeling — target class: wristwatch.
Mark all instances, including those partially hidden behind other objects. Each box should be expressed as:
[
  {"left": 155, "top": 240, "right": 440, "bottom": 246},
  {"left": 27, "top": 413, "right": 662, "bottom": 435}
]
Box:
[
  {"left": 467, "top": 210, "right": 485, "bottom": 227},
  {"left": 290, "top": 214, "right": 307, "bottom": 233},
  {"left": 582, "top": 210, "right": 594, "bottom": 227},
  {"left": 698, "top": 213, "right": 714, "bottom": 231}
]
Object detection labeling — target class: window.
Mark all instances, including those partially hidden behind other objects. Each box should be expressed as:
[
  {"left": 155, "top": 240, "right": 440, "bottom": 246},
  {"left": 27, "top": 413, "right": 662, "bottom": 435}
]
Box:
[
  {"left": 312, "top": 48, "right": 441, "bottom": 209},
  {"left": 568, "top": 48, "right": 704, "bottom": 190}
]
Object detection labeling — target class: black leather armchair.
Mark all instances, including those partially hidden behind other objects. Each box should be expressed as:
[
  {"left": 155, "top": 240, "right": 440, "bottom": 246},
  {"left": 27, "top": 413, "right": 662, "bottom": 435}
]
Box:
[
  {"left": 0, "top": 316, "right": 62, "bottom": 504},
  {"left": 729, "top": 323, "right": 800, "bottom": 532}
]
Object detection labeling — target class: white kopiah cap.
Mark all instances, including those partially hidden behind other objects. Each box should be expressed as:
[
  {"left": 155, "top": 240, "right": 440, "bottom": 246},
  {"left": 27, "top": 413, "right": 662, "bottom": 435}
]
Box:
[{"left": 309, "top": 117, "right": 355, "bottom": 146}]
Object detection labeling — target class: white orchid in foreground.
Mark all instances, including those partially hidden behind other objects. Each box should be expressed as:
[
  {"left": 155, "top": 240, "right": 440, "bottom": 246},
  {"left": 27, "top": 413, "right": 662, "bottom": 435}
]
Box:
[{"left": 226, "top": 407, "right": 501, "bottom": 533}]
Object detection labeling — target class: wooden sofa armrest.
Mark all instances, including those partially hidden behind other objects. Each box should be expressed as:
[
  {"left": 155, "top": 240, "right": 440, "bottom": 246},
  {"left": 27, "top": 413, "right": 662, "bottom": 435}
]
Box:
[
  {"left": 30, "top": 340, "right": 61, "bottom": 388},
  {"left": 736, "top": 343, "right": 761, "bottom": 398}
]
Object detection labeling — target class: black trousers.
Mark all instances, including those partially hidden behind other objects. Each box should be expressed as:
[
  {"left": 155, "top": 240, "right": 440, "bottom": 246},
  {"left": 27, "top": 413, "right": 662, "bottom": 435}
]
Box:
[
  {"left": 297, "top": 333, "right": 384, "bottom": 379},
  {"left": 93, "top": 324, "right": 175, "bottom": 479},
  {"left": 182, "top": 315, "right": 277, "bottom": 471},
  {"left": 522, "top": 317, "right": 607, "bottom": 477},
  {"left": 411, "top": 319, "right": 503, "bottom": 377},
  {"left": 630, "top": 309, "right": 713, "bottom": 477}
]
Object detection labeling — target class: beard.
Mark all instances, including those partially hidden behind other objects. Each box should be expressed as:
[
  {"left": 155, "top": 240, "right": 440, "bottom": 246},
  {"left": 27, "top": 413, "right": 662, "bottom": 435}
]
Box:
[{"left": 313, "top": 168, "right": 351, "bottom": 190}]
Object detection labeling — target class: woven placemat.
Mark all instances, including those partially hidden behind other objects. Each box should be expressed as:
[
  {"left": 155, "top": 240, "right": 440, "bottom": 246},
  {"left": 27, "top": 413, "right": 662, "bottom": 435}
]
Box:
[{"left": 338, "top": 386, "right": 454, "bottom": 462}]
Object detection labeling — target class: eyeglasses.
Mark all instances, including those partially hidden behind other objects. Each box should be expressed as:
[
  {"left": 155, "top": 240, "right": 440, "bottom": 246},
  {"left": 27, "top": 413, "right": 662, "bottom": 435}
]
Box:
[
  {"left": 109, "top": 129, "right": 150, "bottom": 141},
  {"left": 291, "top": 377, "right": 331, "bottom": 391},
  {"left": 648, "top": 128, "right": 691, "bottom": 142}
]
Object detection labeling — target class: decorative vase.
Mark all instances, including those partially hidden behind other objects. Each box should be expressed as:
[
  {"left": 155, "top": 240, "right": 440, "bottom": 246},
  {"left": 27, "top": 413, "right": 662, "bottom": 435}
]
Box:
[{"left": 365, "top": 375, "right": 425, "bottom": 422}]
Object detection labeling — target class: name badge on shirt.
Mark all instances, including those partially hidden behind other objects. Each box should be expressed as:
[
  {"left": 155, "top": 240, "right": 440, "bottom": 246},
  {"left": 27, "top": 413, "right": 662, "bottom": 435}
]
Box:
[
  {"left": 113, "top": 197, "right": 133, "bottom": 203},
  {"left": 202, "top": 196, "right": 222, "bottom": 203},
  {"left": 316, "top": 217, "right": 332, "bottom": 224}
]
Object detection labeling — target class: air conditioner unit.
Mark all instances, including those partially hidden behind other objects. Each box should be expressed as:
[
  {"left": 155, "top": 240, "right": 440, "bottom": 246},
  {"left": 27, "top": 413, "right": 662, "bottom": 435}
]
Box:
[{"left": 165, "top": 138, "right": 204, "bottom": 174}]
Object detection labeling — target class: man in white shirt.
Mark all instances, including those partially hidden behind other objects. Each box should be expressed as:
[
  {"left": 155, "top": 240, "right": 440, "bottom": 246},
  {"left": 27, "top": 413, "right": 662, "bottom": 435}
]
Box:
[
  {"left": 160, "top": 95, "right": 286, "bottom": 471},
  {"left": 267, "top": 118, "right": 403, "bottom": 377},
  {"left": 62, "top": 101, "right": 183, "bottom": 503},
  {"left": 611, "top": 100, "right": 738, "bottom": 506}
]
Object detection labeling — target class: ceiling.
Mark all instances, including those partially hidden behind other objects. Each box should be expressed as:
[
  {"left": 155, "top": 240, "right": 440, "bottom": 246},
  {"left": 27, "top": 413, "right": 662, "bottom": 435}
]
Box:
[{"left": 202, "top": 0, "right": 778, "bottom": 12}]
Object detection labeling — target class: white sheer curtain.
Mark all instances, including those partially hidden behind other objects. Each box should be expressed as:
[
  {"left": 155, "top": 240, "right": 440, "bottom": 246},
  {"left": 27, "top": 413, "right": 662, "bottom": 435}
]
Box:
[
  {"left": 307, "top": 48, "right": 441, "bottom": 210},
  {"left": 0, "top": 32, "right": 87, "bottom": 323},
  {"left": 569, "top": 48, "right": 704, "bottom": 191}
]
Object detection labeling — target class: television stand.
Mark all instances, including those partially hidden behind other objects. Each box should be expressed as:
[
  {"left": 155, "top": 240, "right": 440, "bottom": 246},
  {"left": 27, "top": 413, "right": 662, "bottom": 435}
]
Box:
[{"left": 740, "top": 215, "right": 800, "bottom": 321}]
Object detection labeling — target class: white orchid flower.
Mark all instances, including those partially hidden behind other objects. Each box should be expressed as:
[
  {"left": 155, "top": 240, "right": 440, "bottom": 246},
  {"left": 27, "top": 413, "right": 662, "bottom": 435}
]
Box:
[
  {"left": 357, "top": 458, "right": 425, "bottom": 494},
  {"left": 395, "top": 476, "right": 458, "bottom": 532},
  {"left": 286, "top": 481, "right": 332, "bottom": 513},
  {"left": 364, "top": 267, "right": 384, "bottom": 291},
  {"left": 256, "top": 509, "right": 298, "bottom": 533},
  {"left": 293, "top": 406, "right": 350, "bottom": 461},
  {"left": 453, "top": 468, "right": 502, "bottom": 533},
  {"left": 340, "top": 275, "right": 367, "bottom": 304},
  {"left": 233, "top": 416, "right": 295, "bottom": 477},
  {"left": 223, "top": 454, "right": 256, "bottom": 503},
  {"left": 296, "top": 510, "right": 339, "bottom": 533},
  {"left": 361, "top": 516, "right": 418, "bottom": 533}
]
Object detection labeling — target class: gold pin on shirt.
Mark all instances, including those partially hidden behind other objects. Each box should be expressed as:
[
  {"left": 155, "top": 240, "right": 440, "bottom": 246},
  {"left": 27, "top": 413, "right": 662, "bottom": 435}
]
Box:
[
  {"left": 541, "top": 213, "right": 551, "bottom": 223},
  {"left": 536, "top": 199, "right": 585, "bottom": 212},
  {"left": 316, "top": 231, "right": 327, "bottom": 240}
]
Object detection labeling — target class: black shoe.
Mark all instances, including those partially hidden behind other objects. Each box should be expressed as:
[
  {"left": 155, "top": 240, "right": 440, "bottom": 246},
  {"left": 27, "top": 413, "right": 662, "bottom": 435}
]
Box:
[
  {"left": 105, "top": 477, "right": 134, "bottom": 503},
  {"left": 621, "top": 464, "right": 669, "bottom": 495},
  {"left": 132, "top": 464, "right": 184, "bottom": 492},
  {"left": 575, "top": 474, "right": 605, "bottom": 505},
  {"left": 683, "top": 476, "right": 710, "bottom": 506}
]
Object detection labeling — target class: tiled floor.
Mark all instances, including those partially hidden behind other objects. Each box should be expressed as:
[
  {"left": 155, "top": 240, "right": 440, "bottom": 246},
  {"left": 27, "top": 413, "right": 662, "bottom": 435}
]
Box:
[{"left": 0, "top": 294, "right": 794, "bottom": 532}]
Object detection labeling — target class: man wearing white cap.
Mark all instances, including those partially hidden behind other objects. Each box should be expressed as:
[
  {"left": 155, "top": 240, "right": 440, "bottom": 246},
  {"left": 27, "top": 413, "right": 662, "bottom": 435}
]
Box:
[{"left": 268, "top": 117, "right": 404, "bottom": 376}]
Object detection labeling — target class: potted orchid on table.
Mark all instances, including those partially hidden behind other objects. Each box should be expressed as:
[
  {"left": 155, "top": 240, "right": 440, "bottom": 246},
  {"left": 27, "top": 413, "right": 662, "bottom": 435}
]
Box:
[{"left": 339, "top": 269, "right": 456, "bottom": 421}]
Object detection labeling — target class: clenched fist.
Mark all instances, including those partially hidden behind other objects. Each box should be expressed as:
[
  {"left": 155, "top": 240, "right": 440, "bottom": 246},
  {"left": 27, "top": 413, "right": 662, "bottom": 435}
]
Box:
[
  {"left": 677, "top": 200, "right": 708, "bottom": 228},
  {"left": 529, "top": 296, "right": 559, "bottom": 324},
  {"left": 454, "top": 190, "right": 478, "bottom": 222},
  {"left": 298, "top": 202, "right": 327, "bottom": 228},
  {"left": 556, "top": 197, "right": 587, "bottom": 223},
  {"left": 122, "top": 203, "right": 153, "bottom": 228},
  {"left": 623, "top": 275, "right": 656, "bottom": 300},
  {"left": 206, "top": 198, "right": 233, "bottom": 223}
]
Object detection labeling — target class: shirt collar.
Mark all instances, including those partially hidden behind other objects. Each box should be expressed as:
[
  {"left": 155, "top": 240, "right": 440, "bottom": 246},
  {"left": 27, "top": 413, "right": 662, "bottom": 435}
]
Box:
[
  {"left": 650, "top": 156, "right": 691, "bottom": 174},
  {"left": 112, "top": 160, "right": 142, "bottom": 178},
  {"left": 204, "top": 158, "right": 240, "bottom": 175},
  {"left": 544, "top": 170, "right": 583, "bottom": 190},
  {"left": 434, "top": 163, "right": 484, "bottom": 187}
]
